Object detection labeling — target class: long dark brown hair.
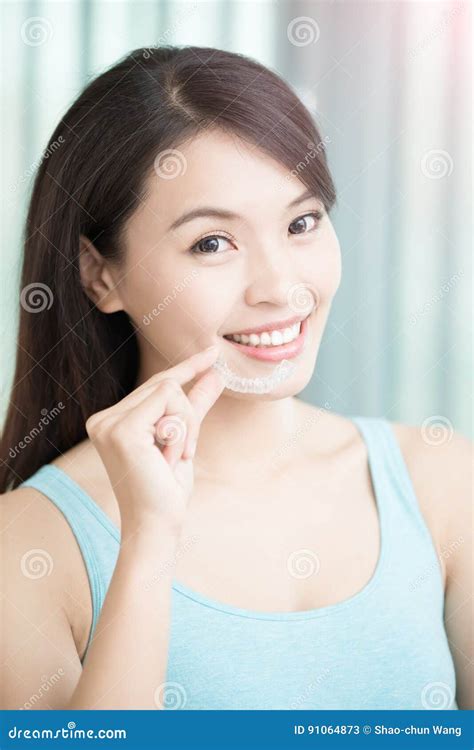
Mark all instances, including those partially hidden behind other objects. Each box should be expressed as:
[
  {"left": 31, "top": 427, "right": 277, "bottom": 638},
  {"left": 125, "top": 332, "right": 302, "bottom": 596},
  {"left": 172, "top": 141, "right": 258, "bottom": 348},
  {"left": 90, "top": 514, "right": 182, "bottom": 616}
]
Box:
[{"left": 0, "top": 45, "right": 337, "bottom": 492}]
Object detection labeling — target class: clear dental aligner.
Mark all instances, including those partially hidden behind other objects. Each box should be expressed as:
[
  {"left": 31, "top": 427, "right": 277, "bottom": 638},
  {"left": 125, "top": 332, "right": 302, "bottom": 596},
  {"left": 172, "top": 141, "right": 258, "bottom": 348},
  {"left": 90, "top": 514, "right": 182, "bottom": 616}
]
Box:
[{"left": 211, "top": 355, "right": 296, "bottom": 394}]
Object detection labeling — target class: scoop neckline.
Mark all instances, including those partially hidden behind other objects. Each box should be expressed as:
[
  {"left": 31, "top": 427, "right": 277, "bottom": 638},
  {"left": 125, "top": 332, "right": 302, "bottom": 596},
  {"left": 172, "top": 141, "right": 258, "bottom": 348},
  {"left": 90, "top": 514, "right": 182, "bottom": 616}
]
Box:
[{"left": 44, "top": 415, "right": 389, "bottom": 621}]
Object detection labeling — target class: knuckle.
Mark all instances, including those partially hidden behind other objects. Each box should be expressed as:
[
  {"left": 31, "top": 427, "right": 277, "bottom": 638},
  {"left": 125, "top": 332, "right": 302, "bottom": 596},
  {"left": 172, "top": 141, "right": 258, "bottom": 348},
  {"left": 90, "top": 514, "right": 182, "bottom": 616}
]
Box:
[
  {"left": 158, "top": 377, "right": 181, "bottom": 394},
  {"left": 85, "top": 412, "right": 104, "bottom": 434}
]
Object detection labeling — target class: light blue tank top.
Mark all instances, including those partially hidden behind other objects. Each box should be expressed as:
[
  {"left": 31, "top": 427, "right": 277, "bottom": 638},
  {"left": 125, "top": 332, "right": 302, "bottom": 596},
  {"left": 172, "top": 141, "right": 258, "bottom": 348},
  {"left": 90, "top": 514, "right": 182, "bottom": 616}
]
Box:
[{"left": 20, "top": 416, "right": 458, "bottom": 710}]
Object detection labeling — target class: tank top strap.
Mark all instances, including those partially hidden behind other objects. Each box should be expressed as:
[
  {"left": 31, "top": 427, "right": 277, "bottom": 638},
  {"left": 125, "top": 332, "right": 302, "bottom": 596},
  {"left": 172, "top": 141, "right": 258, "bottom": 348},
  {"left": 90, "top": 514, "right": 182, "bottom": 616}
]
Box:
[
  {"left": 350, "top": 415, "right": 434, "bottom": 543},
  {"left": 20, "top": 464, "right": 121, "bottom": 662}
]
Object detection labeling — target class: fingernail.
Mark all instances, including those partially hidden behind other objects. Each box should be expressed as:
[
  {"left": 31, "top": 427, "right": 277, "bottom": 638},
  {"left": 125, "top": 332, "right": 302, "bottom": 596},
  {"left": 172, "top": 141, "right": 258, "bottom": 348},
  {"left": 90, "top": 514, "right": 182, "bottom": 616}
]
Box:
[
  {"left": 188, "top": 439, "right": 197, "bottom": 458},
  {"left": 204, "top": 345, "right": 218, "bottom": 353}
]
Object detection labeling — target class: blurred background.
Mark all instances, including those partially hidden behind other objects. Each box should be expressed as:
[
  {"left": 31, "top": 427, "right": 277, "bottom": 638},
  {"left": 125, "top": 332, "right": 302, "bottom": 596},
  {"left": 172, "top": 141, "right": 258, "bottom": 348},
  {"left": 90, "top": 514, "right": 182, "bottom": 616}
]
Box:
[{"left": 1, "top": 0, "right": 472, "bottom": 437}]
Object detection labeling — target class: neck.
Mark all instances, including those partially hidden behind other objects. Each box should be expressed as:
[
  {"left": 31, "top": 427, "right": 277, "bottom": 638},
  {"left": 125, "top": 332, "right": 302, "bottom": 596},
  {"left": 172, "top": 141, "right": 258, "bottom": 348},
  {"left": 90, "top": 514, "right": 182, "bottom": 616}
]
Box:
[{"left": 190, "top": 391, "right": 300, "bottom": 483}]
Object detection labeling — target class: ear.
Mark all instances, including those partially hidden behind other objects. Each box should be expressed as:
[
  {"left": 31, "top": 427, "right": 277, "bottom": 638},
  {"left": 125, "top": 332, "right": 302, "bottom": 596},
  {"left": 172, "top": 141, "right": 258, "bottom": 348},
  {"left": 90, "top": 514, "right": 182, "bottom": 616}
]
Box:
[{"left": 79, "top": 235, "right": 124, "bottom": 314}]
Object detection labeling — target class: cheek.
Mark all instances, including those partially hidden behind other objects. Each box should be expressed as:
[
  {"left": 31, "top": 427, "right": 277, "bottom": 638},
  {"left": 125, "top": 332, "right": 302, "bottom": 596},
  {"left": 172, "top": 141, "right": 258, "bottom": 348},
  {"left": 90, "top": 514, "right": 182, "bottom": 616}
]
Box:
[
  {"left": 308, "top": 230, "right": 342, "bottom": 298},
  {"left": 125, "top": 265, "right": 237, "bottom": 344}
]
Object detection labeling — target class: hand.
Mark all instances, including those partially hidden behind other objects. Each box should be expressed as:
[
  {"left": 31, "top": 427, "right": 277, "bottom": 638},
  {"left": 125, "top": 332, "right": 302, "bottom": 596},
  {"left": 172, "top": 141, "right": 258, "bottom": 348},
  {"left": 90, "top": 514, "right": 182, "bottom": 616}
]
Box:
[{"left": 85, "top": 346, "right": 225, "bottom": 534}]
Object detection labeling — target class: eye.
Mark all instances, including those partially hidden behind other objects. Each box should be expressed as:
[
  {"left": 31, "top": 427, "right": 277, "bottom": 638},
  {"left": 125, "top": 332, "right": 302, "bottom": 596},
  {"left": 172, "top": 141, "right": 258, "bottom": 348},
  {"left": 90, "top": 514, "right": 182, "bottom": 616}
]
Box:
[
  {"left": 189, "top": 233, "right": 234, "bottom": 255},
  {"left": 288, "top": 210, "right": 324, "bottom": 236}
]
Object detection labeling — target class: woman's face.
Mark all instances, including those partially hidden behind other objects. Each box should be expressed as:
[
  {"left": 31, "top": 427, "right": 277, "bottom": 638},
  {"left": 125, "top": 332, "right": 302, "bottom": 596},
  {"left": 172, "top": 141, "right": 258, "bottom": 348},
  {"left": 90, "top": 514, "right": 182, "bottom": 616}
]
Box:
[{"left": 115, "top": 128, "right": 341, "bottom": 398}]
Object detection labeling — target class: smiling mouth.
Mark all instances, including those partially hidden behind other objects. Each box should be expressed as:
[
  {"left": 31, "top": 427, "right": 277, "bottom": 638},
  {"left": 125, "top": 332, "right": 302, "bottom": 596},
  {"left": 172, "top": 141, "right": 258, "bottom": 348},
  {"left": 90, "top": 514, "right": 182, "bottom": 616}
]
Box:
[
  {"left": 223, "top": 320, "right": 302, "bottom": 348},
  {"left": 221, "top": 313, "right": 312, "bottom": 362}
]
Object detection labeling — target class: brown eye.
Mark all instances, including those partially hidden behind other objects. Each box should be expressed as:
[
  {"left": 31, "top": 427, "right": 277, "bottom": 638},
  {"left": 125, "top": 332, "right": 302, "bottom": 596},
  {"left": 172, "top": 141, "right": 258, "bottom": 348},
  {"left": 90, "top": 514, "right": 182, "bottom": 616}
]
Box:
[
  {"left": 288, "top": 211, "right": 323, "bottom": 235},
  {"left": 190, "top": 235, "right": 233, "bottom": 254}
]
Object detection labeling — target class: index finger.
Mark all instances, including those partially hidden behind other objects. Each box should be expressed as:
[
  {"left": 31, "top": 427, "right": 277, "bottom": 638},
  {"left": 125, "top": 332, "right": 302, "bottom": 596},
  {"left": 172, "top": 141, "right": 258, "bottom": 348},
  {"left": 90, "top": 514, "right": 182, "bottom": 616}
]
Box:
[
  {"left": 157, "top": 345, "right": 220, "bottom": 387},
  {"left": 186, "top": 366, "right": 226, "bottom": 422}
]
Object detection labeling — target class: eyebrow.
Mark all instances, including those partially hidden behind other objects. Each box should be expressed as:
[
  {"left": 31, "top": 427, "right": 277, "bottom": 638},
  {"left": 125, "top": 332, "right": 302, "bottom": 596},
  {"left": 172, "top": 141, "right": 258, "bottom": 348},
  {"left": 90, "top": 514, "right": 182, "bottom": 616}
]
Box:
[{"left": 167, "top": 188, "right": 320, "bottom": 232}]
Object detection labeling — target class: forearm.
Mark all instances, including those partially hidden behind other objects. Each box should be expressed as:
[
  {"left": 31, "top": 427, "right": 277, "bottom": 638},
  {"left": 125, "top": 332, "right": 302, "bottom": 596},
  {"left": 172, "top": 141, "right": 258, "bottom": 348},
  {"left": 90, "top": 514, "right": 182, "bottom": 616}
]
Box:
[{"left": 67, "top": 520, "right": 181, "bottom": 709}]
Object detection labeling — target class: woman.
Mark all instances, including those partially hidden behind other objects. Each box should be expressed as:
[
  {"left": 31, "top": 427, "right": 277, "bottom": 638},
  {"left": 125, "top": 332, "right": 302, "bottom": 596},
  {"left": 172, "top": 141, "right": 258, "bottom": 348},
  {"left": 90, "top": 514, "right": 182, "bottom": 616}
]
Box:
[{"left": 1, "top": 46, "right": 471, "bottom": 711}]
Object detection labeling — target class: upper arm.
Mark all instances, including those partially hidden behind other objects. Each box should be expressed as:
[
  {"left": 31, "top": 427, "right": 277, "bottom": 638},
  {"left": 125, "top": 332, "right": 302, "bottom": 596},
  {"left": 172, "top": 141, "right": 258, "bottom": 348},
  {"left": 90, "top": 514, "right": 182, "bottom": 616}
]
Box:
[
  {"left": 1, "top": 487, "right": 84, "bottom": 709},
  {"left": 394, "top": 422, "right": 473, "bottom": 710}
]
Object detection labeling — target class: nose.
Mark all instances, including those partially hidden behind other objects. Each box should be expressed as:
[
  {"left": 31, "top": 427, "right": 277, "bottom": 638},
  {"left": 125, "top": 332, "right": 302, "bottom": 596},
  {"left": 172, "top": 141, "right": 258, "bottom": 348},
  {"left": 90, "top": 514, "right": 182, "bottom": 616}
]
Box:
[{"left": 244, "top": 252, "right": 296, "bottom": 308}]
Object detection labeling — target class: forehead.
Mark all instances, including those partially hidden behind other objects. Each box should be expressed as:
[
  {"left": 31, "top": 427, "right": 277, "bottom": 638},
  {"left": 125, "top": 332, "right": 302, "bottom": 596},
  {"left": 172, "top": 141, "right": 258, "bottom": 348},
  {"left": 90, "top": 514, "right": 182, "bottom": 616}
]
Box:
[{"left": 142, "top": 128, "right": 307, "bottom": 220}]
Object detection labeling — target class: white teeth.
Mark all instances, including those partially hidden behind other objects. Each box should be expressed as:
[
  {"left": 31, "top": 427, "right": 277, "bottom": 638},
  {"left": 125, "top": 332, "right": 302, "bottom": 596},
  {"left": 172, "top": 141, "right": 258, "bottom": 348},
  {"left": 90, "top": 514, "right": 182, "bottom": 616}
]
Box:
[
  {"left": 227, "top": 321, "right": 302, "bottom": 347},
  {"left": 282, "top": 327, "right": 293, "bottom": 343}
]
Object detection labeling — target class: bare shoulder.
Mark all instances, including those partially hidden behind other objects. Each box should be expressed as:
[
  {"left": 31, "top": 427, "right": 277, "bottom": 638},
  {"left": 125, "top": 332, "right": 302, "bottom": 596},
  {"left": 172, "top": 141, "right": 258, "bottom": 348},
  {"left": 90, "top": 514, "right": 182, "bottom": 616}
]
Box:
[
  {"left": 388, "top": 419, "right": 472, "bottom": 581},
  {"left": 0, "top": 482, "right": 93, "bottom": 667}
]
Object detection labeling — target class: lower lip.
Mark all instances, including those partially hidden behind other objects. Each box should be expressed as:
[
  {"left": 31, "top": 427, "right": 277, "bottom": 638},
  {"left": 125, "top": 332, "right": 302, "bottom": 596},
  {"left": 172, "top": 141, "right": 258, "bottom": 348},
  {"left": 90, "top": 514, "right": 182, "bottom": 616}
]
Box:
[{"left": 223, "top": 316, "right": 309, "bottom": 362}]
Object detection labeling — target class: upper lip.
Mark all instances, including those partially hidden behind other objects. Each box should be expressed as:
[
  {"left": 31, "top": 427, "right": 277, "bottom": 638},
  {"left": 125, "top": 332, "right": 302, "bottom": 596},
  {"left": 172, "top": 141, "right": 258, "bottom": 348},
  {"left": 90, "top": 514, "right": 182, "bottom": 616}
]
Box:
[{"left": 223, "top": 312, "right": 311, "bottom": 337}]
